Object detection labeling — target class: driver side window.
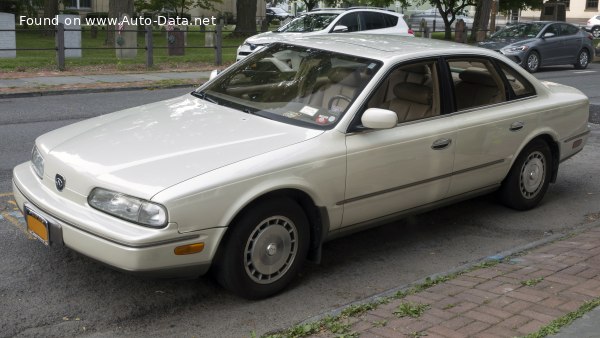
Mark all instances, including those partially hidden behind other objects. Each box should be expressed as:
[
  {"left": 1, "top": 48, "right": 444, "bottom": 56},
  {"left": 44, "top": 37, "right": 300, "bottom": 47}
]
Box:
[{"left": 366, "top": 61, "right": 440, "bottom": 124}]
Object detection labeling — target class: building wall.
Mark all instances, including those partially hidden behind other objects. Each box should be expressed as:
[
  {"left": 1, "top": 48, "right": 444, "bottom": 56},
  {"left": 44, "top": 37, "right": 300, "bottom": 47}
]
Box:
[{"left": 520, "top": 0, "right": 599, "bottom": 21}]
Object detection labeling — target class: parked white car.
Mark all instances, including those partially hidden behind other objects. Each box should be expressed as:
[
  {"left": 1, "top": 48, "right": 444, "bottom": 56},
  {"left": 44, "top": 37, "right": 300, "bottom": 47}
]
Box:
[
  {"left": 586, "top": 14, "right": 600, "bottom": 38},
  {"left": 408, "top": 8, "right": 474, "bottom": 31},
  {"left": 13, "top": 34, "right": 589, "bottom": 299},
  {"left": 236, "top": 8, "right": 413, "bottom": 61}
]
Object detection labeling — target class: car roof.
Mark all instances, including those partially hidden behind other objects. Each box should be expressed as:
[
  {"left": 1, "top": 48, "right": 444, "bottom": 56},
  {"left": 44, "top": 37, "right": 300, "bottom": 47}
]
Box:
[
  {"left": 308, "top": 7, "right": 400, "bottom": 15},
  {"left": 279, "top": 34, "right": 489, "bottom": 62}
]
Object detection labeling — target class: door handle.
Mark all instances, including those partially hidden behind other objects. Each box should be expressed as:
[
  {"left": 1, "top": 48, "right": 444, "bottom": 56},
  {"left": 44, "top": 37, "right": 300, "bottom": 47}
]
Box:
[
  {"left": 510, "top": 121, "right": 524, "bottom": 132},
  {"left": 431, "top": 138, "right": 452, "bottom": 150}
]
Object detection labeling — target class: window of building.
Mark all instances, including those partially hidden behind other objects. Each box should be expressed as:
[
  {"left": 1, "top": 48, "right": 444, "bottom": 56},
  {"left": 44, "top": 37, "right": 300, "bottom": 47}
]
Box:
[
  {"left": 587, "top": 0, "right": 599, "bottom": 10},
  {"left": 65, "top": 0, "right": 91, "bottom": 9}
]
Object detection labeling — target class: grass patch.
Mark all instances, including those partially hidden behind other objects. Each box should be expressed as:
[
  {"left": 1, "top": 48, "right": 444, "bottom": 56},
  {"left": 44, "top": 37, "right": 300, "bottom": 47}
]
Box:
[
  {"left": 522, "top": 297, "right": 600, "bottom": 338},
  {"left": 520, "top": 276, "right": 544, "bottom": 287},
  {"left": 4, "top": 26, "right": 246, "bottom": 72},
  {"left": 393, "top": 302, "right": 430, "bottom": 318}
]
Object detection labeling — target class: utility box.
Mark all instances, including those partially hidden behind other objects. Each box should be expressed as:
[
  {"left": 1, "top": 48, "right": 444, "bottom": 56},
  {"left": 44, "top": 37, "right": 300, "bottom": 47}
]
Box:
[{"left": 540, "top": 2, "right": 566, "bottom": 21}]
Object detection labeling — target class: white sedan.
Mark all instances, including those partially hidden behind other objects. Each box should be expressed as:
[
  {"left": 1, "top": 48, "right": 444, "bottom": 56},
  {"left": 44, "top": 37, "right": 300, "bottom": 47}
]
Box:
[{"left": 13, "top": 34, "right": 590, "bottom": 299}]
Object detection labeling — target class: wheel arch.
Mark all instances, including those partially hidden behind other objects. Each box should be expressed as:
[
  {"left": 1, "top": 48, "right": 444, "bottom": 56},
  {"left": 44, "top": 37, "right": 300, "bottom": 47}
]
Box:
[
  {"left": 509, "top": 133, "right": 560, "bottom": 184},
  {"left": 214, "top": 188, "right": 328, "bottom": 266}
]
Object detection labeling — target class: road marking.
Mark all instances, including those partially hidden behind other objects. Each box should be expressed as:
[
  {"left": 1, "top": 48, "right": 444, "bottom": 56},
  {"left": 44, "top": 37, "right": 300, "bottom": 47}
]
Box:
[
  {"left": 1, "top": 192, "right": 30, "bottom": 238},
  {"left": 573, "top": 70, "right": 597, "bottom": 74}
]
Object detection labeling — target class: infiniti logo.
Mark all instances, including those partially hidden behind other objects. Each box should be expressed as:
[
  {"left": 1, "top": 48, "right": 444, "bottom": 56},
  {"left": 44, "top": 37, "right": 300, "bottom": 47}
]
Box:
[{"left": 55, "top": 174, "right": 66, "bottom": 192}]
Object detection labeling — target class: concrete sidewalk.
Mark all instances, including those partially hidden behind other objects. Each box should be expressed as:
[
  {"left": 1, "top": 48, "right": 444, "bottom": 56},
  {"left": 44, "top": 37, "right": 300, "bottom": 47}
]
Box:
[
  {"left": 297, "top": 223, "right": 600, "bottom": 338},
  {"left": 0, "top": 71, "right": 211, "bottom": 98}
]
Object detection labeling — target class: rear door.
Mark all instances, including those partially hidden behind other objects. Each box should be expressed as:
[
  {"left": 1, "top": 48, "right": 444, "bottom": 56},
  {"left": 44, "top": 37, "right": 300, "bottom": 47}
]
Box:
[
  {"left": 558, "top": 23, "right": 583, "bottom": 63},
  {"left": 445, "top": 57, "right": 539, "bottom": 197}
]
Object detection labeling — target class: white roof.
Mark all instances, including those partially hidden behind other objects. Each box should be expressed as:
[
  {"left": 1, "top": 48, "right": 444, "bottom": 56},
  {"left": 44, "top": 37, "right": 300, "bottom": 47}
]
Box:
[{"left": 280, "top": 34, "right": 491, "bottom": 62}]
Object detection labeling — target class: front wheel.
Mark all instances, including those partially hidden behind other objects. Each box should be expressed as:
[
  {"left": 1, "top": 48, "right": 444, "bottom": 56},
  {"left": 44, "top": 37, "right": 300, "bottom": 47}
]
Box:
[
  {"left": 574, "top": 49, "right": 590, "bottom": 70},
  {"left": 499, "top": 139, "right": 552, "bottom": 210},
  {"left": 215, "top": 198, "right": 309, "bottom": 299},
  {"left": 592, "top": 27, "right": 600, "bottom": 38},
  {"left": 525, "top": 51, "right": 540, "bottom": 73}
]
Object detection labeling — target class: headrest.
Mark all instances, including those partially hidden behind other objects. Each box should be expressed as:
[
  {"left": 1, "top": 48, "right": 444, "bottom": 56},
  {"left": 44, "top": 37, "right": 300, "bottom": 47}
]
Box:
[
  {"left": 328, "top": 67, "right": 361, "bottom": 86},
  {"left": 393, "top": 82, "right": 432, "bottom": 105},
  {"left": 458, "top": 68, "right": 497, "bottom": 87}
]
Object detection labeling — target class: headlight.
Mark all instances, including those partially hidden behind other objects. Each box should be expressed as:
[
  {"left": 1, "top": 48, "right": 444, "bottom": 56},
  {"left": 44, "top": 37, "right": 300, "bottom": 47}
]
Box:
[
  {"left": 503, "top": 45, "right": 529, "bottom": 53},
  {"left": 88, "top": 188, "right": 168, "bottom": 228},
  {"left": 31, "top": 146, "right": 44, "bottom": 179}
]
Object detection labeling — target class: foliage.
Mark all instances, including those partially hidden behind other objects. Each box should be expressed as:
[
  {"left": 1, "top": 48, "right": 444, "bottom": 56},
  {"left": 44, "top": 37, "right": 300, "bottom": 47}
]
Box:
[
  {"left": 499, "top": 0, "right": 544, "bottom": 11},
  {"left": 393, "top": 302, "right": 431, "bottom": 318},
  {"left": 520, "top": 276, "right": 544, "bottom": 287},
  {"left": 134, "top": 0, "right": 221, "bottom": 16},
  {"left": 524, "top": 298, "right": 600, "bottom": 338},
  {"left": 323, "top": 0, "right": 395, "bottom": 7}
]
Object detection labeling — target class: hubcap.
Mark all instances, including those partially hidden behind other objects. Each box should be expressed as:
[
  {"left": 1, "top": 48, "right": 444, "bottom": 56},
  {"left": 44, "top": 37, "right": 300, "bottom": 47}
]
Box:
[
  {"left": 527, "top": 54, "right": 538, "bottom": 71},
  {"left": 244, "top": 216, "right": 298, "bottom": 284},
  {"left": 519, "top": 151, "right": 546, "bottom": 199},
  {"left": 579, "top": 51, "right": 588, "bottom": 67}
]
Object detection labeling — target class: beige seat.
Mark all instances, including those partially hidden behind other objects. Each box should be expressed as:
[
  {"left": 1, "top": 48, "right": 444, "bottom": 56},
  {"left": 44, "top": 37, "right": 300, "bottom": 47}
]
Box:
[
  {"left": 454, "top": 68, "right": 503, "bottom": 110},
  {"left": 308, "top": 67, "right": 361, "bottom": 113},
  {"left": 384, "top": 82, "right": 434, "bottom": 123}
]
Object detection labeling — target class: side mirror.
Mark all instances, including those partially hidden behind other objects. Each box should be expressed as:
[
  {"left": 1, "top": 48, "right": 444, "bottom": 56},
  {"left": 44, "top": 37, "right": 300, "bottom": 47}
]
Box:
[
  {"left": 361, "top": 108, "right": 398, "bottom": 129},
  {"left": 543, "top": 32, "right": 555, "bottom": 38},
  {"left": 332, "top": 25, "right": 348, "bottom": 33},
  {"left": 209, "top": 69, "right": 220, "bottom": 81}
]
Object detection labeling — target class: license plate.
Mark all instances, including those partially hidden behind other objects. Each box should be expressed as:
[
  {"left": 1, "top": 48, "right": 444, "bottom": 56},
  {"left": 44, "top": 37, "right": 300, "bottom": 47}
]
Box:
[{"left": 25, "top": 208, "right": 50, "bottom": 246}]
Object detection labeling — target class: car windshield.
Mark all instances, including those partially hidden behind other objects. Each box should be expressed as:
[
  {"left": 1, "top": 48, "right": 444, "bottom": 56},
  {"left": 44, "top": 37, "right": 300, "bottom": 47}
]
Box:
[
  {"left": 277, "top": 13, "right": 339, "bottom": 32},
  {"left": 492, "top": 23, "right": 546, "bottom": 38},
  {"left": 199, "top": 44, "right": 382, "bottom": 129}
]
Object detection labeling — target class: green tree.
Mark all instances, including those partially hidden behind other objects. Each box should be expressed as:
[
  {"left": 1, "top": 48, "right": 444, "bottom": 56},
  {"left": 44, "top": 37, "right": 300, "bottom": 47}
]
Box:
[{"left": 134, "top": 0, "right": 220, "bottom": 16}]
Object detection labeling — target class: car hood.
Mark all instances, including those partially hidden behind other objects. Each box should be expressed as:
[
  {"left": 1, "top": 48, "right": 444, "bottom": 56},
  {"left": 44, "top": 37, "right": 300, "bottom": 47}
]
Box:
[
  {"left": 478, "top": 37, "right": 535, "bottom": 50},
  {"left": 39, "top": 95, "right": 323, "bottom": 199}
]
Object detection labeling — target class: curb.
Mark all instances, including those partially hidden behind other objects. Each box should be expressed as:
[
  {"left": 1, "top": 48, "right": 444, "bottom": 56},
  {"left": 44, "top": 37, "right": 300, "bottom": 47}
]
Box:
[
  {"left": 289, "top": 218, "right": 600, "bottom": 334},
  {"left": 0, "top": 82, "right": 199, "bottom": 99}
]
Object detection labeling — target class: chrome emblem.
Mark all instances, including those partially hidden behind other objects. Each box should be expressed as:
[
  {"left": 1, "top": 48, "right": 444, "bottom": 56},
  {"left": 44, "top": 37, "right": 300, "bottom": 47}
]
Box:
[{"left": 55, "top": 174, "right": 66, "bottom": 191}]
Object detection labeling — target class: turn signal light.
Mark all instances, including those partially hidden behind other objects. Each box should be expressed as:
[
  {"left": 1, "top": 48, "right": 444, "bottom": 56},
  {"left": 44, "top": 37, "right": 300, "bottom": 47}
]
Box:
[{"left": 174, "top": 243, "right": 205, "bottom": 255}]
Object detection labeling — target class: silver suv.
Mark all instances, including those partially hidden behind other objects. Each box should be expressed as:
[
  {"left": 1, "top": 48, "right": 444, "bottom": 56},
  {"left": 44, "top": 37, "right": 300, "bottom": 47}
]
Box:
[{"left": 236, "top": 8, "right": 413, "bottom": 61}]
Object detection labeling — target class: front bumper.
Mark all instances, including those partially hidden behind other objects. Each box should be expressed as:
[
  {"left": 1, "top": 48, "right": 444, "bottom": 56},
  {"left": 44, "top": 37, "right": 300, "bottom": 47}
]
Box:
[{"left": 12, "top": 162, "right": 226, "bottom": 277}]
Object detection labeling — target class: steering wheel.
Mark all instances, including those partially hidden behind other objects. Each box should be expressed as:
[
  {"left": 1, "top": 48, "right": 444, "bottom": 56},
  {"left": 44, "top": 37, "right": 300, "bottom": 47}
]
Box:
[{"left": 328, "top": 94, "right": 352, "bottom": 111}]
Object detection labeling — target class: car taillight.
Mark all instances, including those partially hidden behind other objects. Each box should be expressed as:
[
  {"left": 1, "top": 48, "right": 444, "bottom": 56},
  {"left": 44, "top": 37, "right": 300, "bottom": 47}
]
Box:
[
  {"left": 408, "top": 28, "right": 414, "bottom": 35},
  {"left": 588, "top": 33, "right": 593, "bottom": 40}
]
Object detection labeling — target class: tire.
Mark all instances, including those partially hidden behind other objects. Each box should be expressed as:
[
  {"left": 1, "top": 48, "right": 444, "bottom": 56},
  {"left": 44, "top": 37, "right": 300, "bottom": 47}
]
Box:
[
  {"left": 574, "top": 49, "right": 590, "bottom": 70},
  {"left": 215, "top": 198, "right": 309, "bottom": 299},
  {"left": 499, "top": 139, "right": 552, "bottom": 211},
  {"left": 524, "top": 51, "right": 540, "bottom": 73},
  {"left": 592, "top": 27, "right": 600, "bottom": 39}
]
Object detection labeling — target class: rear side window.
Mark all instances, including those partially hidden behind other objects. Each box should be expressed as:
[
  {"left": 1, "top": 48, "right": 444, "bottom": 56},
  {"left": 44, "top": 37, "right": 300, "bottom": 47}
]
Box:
[
  {"left": 361, "top": 12, "right": 387, "bottom": 30},
  {"left": 383, "top": 13, "right": 399, "bottom": 27},
  {"left": 447, "top": 58, "right": 507, "bottom": 111},
  {"left": 560, "top": 23, "right": 579, "bottom": 35},
  {"left": 496, "top": 61, "right": 536, "bottom": 99}
]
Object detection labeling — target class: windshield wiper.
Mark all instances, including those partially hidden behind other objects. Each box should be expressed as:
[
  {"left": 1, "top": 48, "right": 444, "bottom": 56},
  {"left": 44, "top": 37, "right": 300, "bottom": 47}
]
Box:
[{"left": 191, "top": 90, "right": 218, "bottom": 104}]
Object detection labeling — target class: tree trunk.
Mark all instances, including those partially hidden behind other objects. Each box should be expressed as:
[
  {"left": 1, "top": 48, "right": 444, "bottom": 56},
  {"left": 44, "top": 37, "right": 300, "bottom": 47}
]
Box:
[
  {"left": 43, "top": 0, "right": 59, "bottom": 36},
  {"left": 233, "top": 0, "right": 257, "bottom": 36},
  {"left": 107, "top": 0, "right": 134, "bottom": 45}
]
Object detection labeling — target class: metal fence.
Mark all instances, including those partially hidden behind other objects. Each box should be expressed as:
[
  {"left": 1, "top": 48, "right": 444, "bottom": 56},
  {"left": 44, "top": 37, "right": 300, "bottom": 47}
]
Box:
[{"left": 0, "top": 23, "right": 242, "bottom": 71}]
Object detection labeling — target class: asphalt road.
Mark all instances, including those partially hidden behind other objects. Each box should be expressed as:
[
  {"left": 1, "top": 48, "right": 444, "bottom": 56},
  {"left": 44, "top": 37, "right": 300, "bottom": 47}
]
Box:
[{"left": 1, "top": 68, "right": 599, "bottom": 337}]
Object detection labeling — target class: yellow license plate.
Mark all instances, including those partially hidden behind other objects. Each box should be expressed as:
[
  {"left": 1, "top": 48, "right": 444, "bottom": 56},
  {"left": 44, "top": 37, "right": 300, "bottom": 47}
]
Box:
[{"left": 26, "top": 209, "right": 49, "bottom": 246}]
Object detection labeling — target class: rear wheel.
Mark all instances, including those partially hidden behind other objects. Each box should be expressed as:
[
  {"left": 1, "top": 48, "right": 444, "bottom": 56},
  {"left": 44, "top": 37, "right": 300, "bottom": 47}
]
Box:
[
  {"left": 525, "top": 51, "right": 540, "bottom": 73},
  {"left": 592, "top": 27, "right": 600, "bottom": 38},
  {"left": 499, "top": 139, "right": 552, "bottom": 210},
  {"left": 574, "top": 49, "right": 590, "bottom": 70},
  {"left": 216, "top": 198, "right": 309, "bottom": 299}
]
